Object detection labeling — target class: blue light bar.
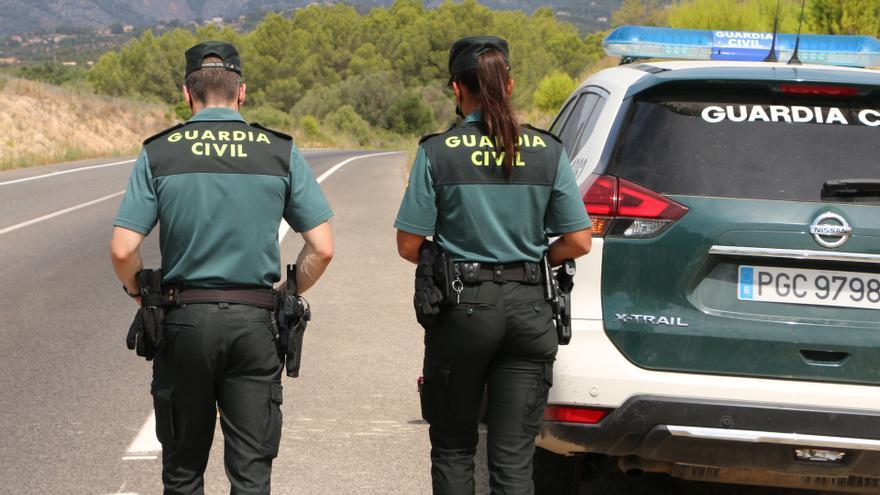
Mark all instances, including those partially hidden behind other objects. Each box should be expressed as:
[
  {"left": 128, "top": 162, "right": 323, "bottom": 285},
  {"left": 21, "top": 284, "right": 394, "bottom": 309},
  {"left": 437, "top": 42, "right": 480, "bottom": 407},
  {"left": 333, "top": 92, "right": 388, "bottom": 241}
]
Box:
[{"left": 604, "top": 25, "right": 880, "bottom": 68}]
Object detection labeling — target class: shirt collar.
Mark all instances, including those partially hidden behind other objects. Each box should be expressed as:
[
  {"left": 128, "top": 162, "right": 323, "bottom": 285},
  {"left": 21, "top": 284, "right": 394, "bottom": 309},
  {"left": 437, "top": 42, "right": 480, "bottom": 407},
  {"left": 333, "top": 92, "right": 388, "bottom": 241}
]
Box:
[
  {"left": 188, "top": 107, "right": 246, "bottom": 123},
  {"left": 464, "top": 109, "right": 483, "bottom": 124}
]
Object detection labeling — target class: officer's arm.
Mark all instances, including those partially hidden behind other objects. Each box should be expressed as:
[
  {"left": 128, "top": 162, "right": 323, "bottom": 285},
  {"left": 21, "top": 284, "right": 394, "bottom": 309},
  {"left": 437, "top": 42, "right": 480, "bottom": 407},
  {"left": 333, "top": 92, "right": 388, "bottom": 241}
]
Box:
[
  {"left": 548, "top": 228, "right": 592, "bottom": 266},
  {"left": 295, "top": 221, "right": 333, "bottom": 293},
  {"left": 396, "top": 230, "right": 425, "bottom": 264},
  {"left": 110, "top": 226, "right": 146, "bottom": 303}
]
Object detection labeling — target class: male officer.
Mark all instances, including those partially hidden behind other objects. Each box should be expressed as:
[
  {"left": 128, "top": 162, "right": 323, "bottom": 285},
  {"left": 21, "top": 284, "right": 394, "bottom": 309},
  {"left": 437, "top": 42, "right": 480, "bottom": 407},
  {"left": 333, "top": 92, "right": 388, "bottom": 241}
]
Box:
[{"left": 110, "top": 41, "right": 334, "bottom": 494}]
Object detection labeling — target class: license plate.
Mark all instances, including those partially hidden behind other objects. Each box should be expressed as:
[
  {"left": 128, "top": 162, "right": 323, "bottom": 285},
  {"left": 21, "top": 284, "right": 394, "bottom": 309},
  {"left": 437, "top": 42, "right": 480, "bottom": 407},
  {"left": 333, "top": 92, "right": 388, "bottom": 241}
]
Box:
[{"left": 738, "top": 265, "right": 880, "bottom": 310}]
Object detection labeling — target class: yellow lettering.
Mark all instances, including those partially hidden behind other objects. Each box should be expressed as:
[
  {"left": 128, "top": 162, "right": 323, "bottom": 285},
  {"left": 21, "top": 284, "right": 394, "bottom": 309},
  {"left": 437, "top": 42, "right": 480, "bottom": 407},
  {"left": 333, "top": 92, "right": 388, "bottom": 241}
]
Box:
[
  {"left": 201, "top": 130, "right": 216, "bottom": 141},
  {"left": 233, "top": 131, "right": 247, "bottom": 141},
  {"left": 515, "top": 152, "right": 526, "bottom": 166},
  {"left": 518, "top": 134, "right": 529, "bottom": 147},
  {"left": 446, "top": 136, "right": 461, "bottom": 148},
  {"left": 237, "top": 144, "right": 248, "bottom": 157},
  {"left": 479, "top": 135, "right": 494, "bottom": 148},
  {"left": 248, "top": 131, "right": 255, "bottom": 142},
  {"left": 471, "top": 150, "right": 485, "bottom": 166},
  {"left": 532, "top": 135, "right": 547, "bottom": 148},
  {"left": 462, "top": 135, "right": 477, "bottom": 147},
  {"left": 213, "top": 143, "right": 228, "bottom": 156},
  {"left": 218, "top": 131, "right": 230, "bottom": 141},
  {"left": 168, "top": 132, "right": 182, "bottom": 143},
  {"left": 494, "top": 152, "right": 505, "bottom": 167},
  {"left": 256, "top": 133, "right": 271, "bottom": 144},
  {"left": 184, "top": 130, "right": 199, "bottom": 140},
  {"left": 192, "top": 142, "right": 204, "bottom": 155}
]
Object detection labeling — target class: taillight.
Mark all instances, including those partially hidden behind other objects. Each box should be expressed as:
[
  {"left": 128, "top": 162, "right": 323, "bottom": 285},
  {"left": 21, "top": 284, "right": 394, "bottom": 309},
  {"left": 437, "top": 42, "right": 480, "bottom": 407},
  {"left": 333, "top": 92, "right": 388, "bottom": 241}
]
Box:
[
  {"left": 544, "top": 405, "right": 610, "bottom": 424},
  {"left": 779, "top": 84, "right": 860, "bottom": 97},
  {"left": 583, "top": 174, "right": 688, "bottom": 238}
]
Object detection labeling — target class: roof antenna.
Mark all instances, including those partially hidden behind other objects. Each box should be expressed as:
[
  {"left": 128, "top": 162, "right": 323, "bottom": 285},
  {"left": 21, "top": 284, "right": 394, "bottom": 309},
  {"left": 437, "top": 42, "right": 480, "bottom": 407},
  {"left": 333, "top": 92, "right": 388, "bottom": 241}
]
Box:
[
  {"left": 764, "top": 0, "right": 781, "bottom": 62},
  {"left": 788, "top": 0, "right": 807, "bottom": 65}
]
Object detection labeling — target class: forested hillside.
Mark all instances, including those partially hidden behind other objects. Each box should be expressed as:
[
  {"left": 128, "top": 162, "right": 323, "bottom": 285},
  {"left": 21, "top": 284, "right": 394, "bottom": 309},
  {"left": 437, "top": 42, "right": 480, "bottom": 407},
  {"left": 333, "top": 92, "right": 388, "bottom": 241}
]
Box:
[
  {"left": 0, "top": 0, "right": 631, "bottom": 36},
  {"left": 88, "top": 0, "right": 604, "bottom": 144}
]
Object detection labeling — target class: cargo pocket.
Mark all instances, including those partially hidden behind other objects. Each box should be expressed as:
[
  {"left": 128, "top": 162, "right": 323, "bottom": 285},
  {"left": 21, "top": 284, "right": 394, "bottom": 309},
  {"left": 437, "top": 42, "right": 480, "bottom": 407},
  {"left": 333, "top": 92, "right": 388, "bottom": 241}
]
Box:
[
  {"left": 522, "top": 362, "right": 553, "bottom": 435},
  {"left": 420, "top": 359, "right": 451, "bottom": 425},
  {"left": 261, "top": 382, "right": 283, "bottom": 458},
  {"left": 151, "top": 383, "right": 177, "bottom": 448}
]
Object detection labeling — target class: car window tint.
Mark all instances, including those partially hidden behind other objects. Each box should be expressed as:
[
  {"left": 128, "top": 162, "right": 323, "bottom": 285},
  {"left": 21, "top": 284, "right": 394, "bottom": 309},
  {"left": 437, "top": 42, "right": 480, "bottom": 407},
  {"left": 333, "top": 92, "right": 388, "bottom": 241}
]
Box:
[
  {"left": 610, "top": 90, "right": 880, "bottom": 201},
  {"left": 557, "top": 94, "right": 596, "bottom": 156},
  {"left": 570, "top": 95, "right": 606, "bottom": 157}
]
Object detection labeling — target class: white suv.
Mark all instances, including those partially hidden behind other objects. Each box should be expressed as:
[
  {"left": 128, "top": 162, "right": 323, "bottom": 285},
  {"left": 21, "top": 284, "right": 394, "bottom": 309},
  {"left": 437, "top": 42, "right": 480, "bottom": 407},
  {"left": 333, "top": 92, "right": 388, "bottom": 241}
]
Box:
[{"left": 534, "top": 26, "right": 880, "bottom": 494}]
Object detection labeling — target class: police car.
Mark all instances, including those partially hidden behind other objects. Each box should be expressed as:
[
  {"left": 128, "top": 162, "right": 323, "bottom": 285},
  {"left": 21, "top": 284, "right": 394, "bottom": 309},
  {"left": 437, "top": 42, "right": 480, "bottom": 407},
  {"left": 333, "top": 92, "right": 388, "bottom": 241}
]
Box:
[{"left": 535, "top": 25, "right": 880, "bottom": 493}]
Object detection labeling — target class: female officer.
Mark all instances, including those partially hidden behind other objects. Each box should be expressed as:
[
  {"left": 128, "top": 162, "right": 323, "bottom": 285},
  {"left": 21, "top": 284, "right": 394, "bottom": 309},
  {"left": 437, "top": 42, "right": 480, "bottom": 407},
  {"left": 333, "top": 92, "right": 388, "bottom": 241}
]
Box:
[{"left": 394, "top": 36, "right": 592, "bottom": 494}]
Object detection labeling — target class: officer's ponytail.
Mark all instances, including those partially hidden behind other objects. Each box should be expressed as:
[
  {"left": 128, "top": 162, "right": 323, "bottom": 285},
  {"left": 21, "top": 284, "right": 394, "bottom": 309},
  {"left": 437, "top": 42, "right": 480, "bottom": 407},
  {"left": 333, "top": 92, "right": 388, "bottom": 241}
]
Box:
[{"left": 456, "top": 49, "right": 520, "bottom": 176}]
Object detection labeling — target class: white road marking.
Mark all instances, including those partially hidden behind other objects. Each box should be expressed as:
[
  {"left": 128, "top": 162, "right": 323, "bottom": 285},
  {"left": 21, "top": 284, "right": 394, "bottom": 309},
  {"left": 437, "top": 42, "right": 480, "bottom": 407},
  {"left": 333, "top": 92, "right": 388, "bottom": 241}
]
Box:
[
  {"left": 277, "top": 151, "right": 403, "bottom": 242},
  {"left": 123, "top": 150, "right": 403, "bottom": 460},
  {"left": 126, "top": 413, "right": 162, "bottom": 456},
  {"left": 0, "top": 190, "right": 125, "bottom": 236},
  {"left": 0, "top": 159, "right": 135, "bottom": 186}
]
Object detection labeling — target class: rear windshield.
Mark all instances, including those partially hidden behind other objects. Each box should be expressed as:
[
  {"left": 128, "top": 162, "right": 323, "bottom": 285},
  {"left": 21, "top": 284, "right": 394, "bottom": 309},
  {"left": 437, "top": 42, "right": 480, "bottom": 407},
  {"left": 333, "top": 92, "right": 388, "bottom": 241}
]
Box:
[{"left": 610, "top": 85, "right": 880, "bottom": 201}]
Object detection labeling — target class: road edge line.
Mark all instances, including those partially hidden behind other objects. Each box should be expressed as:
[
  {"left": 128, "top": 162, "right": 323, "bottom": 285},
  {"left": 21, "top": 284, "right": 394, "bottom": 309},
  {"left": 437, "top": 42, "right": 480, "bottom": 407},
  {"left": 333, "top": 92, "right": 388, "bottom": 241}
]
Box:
[
  {"left": 278, "top": 151, "right": 403, "bottom": 242},
  {"left": 0, "top": 159, "right": 135, "bottom": 187}
]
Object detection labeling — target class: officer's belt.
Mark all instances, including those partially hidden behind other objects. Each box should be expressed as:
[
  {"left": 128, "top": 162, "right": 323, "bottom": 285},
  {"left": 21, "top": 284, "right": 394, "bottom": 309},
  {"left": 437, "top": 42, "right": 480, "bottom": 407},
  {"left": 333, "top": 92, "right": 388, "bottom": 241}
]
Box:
[
  {"left": 454, "top": 261, "right": 542, "bottom": 285},
  {"left": 166, "top": 286, "right": 276, "bottom": 310}
]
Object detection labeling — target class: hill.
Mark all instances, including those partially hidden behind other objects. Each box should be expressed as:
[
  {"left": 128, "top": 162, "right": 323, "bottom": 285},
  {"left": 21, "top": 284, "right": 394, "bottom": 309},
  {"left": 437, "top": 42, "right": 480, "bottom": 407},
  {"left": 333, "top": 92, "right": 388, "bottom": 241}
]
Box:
[
  {"left": 0, "top": 77, "right": 172, "bottom": 169},
  {"left": 0, "top": 0, "right": 628, "bottom": 36}
]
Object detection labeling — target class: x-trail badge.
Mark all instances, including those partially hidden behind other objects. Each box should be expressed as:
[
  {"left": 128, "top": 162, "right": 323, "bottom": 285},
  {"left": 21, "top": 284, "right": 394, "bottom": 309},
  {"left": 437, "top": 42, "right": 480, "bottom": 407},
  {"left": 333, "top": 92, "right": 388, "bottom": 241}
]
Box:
[{"left": 810, "top": 212, "right": 852, "bottom": 248}]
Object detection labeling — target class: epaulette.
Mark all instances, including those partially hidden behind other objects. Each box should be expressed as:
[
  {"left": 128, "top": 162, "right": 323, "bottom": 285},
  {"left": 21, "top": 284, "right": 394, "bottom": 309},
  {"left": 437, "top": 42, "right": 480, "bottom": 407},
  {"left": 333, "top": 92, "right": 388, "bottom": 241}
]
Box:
[
  {"left": 250, "top": 122, "right": 292, "bottom": 141},
  {"left": 524, "top": 123, "right": 562, "bottom": 144},
  {"left": 419, "top": 122, "right": 457, "bottom": 145},
  {"left": 143, "top": 123, "right": 185, "bottom": 146}
]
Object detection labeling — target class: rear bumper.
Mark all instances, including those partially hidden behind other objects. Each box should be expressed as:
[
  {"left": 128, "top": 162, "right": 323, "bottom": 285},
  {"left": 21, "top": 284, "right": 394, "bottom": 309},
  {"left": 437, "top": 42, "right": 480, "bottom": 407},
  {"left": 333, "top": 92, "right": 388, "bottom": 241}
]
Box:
[{"left": 540, "top": 395, "right": 880, "bottom": 478}]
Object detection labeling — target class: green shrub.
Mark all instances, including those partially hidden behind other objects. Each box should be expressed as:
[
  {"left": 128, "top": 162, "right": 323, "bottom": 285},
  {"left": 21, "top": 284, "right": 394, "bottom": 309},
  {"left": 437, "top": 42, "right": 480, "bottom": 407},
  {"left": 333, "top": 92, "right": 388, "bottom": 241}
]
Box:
[
  {"left": 173, "top": 101, "right": 192, "bottom": 121},
  {"left": 242, "top": 105, "right": 294, "bottom": 130},
  {"left": 325, "top": 105, "right": 371, "bottom": 145},
  {"left": 300, "top": 115, "right": 322, "bottom": 139},
  {"left": 533, "top": 71, "right": 576, "bottom": 114}
]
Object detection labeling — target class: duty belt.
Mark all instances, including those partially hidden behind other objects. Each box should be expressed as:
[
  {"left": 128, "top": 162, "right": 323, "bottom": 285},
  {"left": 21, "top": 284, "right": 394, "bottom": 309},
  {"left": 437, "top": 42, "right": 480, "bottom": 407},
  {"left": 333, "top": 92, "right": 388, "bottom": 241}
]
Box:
[
  {"left": 164, "top": 286, "right": 276, "bottom": 310},
  {"left": 454, "top": 261, "right": 542, "bottom": 285}
]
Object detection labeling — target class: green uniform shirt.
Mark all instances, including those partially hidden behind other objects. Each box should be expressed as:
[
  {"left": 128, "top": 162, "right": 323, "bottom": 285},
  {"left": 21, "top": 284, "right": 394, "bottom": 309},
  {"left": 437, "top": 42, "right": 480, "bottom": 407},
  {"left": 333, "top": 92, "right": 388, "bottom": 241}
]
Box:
[
  {"left": 395, "top": 111, "right": 590, "bottom": 263},
  {"left": 114, "top": 107, "right": 333, "bottom": 288}
]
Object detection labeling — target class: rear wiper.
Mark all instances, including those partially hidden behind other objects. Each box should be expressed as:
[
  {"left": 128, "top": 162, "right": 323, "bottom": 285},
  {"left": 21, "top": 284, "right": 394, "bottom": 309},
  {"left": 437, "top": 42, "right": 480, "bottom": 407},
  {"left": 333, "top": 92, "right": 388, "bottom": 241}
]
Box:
[{"left": 821, "top": 179, "right": 880, "bottom": 199}]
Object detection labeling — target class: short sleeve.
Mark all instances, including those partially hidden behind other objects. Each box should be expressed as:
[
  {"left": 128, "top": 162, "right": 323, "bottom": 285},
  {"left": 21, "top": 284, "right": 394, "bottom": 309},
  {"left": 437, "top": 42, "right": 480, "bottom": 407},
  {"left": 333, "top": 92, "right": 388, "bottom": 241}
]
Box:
[
  {"left": 284, "top": 145, "right": 334, "bottom": 232},
  {"left": 394, "top": 146, "right": 436, "bottom": 236},
  {"left": 114, "top": 149, "right": 159, "bottom": 235},
  {"left": 544, "top": 151, "right": 591, "bottom": 235}
]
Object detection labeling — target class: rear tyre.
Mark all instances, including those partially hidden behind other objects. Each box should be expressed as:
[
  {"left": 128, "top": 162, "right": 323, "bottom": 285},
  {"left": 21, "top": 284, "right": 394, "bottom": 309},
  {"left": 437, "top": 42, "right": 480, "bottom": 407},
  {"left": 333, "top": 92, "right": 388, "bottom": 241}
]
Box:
[{"left": 533, "top": 447, "right": 581, "bottom": 495}]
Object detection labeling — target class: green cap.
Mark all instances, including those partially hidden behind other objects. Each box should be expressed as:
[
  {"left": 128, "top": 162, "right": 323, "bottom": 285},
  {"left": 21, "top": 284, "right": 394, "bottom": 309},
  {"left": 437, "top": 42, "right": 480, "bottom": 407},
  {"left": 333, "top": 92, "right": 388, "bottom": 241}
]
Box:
[
  {"left": 448, "top": 35, "right": 510, "bottom": 81},
  {"left": 185, "top": 41, "right": 242, "bottom": 77}
]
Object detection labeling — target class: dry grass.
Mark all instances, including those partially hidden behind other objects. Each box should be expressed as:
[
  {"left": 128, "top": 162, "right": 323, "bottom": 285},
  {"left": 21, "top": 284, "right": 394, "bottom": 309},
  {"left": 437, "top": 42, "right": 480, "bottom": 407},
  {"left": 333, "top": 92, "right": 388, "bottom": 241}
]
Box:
[{"left": 0, "top": 78, "right": 173, "bottom": 170}]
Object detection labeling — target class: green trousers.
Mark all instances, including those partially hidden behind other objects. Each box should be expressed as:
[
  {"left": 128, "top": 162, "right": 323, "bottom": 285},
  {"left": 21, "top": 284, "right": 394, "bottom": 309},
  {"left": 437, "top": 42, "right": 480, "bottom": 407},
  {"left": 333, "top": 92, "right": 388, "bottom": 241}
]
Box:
[
  {"left": 151, "top": 303, "right": 283, "bottom": 495},
  {"left": 420, "top": 281, "right": 558, "bottom": 495}
]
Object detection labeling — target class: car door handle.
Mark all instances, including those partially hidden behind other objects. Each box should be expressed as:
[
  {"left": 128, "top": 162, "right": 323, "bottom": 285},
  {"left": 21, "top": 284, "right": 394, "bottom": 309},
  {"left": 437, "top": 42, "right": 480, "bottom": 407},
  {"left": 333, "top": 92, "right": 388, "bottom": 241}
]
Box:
[{"left": 800, "top": 349, "right": 849, "bottom": 367}]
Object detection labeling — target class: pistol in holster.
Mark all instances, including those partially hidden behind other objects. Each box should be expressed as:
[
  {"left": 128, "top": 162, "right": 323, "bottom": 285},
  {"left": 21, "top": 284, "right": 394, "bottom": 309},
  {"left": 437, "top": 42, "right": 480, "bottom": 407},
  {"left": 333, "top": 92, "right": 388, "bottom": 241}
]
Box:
[
  {"left": 274, "top": 264, "right": 311, "bottom": 378},
  {"left": 413, "top": 240, "right": 455, "bottom": 329},
  {"left": 542, "top": 257, "right": 576, "bottom": 345},
  {"left": 125, "top": 268, "right": 166, "bottom": 361}
]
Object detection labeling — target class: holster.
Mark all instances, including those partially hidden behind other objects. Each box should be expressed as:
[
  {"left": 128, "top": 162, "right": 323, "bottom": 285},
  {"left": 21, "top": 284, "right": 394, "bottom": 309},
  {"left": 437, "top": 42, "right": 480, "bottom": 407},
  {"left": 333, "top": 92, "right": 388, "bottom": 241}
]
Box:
[
  {"left": 542, "top": 257, "right": 576, "bottom": 345},
  {"left": 413, "top": 241, "right": 449, "bottom": 330},
  {"left": 274, "top": 264, "right": 311, "bottom": 378},
  {"left": 125, "top": 268, "right": 166, "bottom": 361}
]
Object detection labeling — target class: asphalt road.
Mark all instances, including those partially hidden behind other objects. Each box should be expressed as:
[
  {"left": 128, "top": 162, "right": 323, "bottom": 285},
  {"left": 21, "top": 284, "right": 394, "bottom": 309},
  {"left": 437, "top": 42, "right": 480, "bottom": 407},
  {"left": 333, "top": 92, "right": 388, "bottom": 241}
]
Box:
[{"left": 0, "top": 152, "right": 830, "bottom": 494}]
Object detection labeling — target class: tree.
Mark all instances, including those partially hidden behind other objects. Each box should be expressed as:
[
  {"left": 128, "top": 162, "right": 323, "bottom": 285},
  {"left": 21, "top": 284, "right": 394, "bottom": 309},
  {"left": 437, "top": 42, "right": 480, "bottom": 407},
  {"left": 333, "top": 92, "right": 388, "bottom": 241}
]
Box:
[
  {"left": 808, "top": 0, "right": 880, "bottom": 36},
  {"left": 533, "top": 71, "right": 576, "bottom": 114},
  {"left": 666, "top": 0, "right": 802, "bottom": 33},
  {"left": 612, "top": 0, "right": 668, "bottom": 27}
]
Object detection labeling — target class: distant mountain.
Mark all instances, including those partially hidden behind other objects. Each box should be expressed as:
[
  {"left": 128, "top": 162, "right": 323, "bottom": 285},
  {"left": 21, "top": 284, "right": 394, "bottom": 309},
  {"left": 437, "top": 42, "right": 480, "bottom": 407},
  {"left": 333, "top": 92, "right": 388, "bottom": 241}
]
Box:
[{"left": 0, "top": 0, "right": 627, "bottom": 37}]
